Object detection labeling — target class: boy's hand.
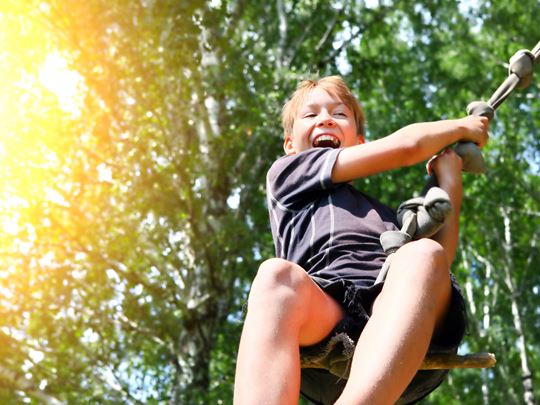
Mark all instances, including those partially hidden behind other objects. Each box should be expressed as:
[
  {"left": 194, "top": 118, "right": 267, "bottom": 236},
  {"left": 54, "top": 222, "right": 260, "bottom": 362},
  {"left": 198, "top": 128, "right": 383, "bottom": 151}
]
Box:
[
  {"left": 426, "top": 148, "right": 462, "bottom": 181},
  {"left": 456, "top": 115, "right": 490, "bottom": 148}
]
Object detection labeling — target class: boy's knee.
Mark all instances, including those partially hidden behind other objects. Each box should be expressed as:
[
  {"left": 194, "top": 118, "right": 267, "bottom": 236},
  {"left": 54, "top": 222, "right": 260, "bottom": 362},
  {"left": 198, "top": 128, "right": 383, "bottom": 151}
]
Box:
[
  {"left": 394, "top": 239, "right": 449, "bottom": 284},
  {"left": 397, "top": 239, "right": 446, "bottom": 265},
  {"left": 248, "top": 258, "right": 311, "bottom": 308}
]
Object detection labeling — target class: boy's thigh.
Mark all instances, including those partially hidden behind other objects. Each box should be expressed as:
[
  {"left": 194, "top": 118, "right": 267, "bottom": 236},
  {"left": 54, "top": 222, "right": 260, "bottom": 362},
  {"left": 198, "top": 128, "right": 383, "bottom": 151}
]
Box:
[{"left": 298, "top": 275, "right": 345, "bottom": 347}]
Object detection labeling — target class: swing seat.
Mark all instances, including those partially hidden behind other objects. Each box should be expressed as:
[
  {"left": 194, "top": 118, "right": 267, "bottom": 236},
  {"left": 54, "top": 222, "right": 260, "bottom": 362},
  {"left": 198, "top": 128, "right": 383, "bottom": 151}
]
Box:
[
  {"left": 421, "top": 351, "right": 496, "bottom": 369},
  {"left": 301, "top": 351, "right": 496, "bottom": 374},
  {"left": 300, "top": 351, "right": 496, "bottom": 405},
  {"left": 300, "top": 349, "right": 496, "bottom": 405},
  {"left": 300, "top": 327, "right": 496, "bottom": 379}
]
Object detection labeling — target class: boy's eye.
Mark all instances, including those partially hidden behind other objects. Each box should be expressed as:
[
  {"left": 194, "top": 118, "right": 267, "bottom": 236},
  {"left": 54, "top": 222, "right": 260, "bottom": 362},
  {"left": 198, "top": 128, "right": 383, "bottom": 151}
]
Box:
[
  {"left": 334, "top": 111, "right": 347, "bottom": 117},
  {"left": 303, "top": 113, "right": 317, "bottom": 118}
]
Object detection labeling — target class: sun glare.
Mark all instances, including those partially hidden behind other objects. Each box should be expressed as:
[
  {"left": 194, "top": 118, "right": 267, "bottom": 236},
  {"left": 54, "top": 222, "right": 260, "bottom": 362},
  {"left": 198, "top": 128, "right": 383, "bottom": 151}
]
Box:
[
  {"left": 39, "top": 53, "right": 85, "bottom": 116},
  {"left": 0, "top": 52, "right": 85, "bottom": 235},
  {"left": 0, "top": 4, "right": 86, "bottom": 241}
]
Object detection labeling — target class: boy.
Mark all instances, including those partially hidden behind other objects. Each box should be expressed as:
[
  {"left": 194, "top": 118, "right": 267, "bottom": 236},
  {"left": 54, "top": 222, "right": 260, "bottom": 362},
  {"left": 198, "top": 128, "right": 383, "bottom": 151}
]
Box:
[{"left": 234, "top": 76, "right": 489, "bottom": 404}]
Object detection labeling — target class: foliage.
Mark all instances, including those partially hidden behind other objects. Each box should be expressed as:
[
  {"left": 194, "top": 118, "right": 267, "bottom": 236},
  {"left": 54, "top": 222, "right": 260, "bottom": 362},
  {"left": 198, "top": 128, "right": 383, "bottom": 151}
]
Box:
[{"left": 0, "top": 0, "right": 539, "bottom": 404}]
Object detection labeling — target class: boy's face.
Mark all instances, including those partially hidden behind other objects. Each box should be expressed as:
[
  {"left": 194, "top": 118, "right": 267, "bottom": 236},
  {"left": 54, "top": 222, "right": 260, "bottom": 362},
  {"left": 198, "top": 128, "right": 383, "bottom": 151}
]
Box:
[{"left": 284, "top": 87, "right": 364, "bottom": 155}]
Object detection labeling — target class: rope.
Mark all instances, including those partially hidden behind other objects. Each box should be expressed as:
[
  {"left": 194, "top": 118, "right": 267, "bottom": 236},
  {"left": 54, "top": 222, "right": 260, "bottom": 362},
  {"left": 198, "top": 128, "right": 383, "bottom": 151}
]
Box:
[
  {"left": 457, "top": 41, "right": 539, "bottom": 175},
  {"left": 375, "top": 187, "right": 452, "bottom": 284},
  {"left": 376, "top": 40, "right": 540, "bottom": 284}
]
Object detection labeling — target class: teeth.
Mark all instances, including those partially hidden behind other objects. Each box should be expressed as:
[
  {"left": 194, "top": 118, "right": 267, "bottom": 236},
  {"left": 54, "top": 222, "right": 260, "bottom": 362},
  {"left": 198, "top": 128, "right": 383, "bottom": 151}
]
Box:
[{"left": 313, "top": 135, "right": 340, "bottom": 148}]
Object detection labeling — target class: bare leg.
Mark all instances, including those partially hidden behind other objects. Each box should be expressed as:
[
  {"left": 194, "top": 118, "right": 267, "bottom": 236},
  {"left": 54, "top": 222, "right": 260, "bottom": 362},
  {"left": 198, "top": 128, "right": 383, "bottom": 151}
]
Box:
[
  {"left": 234, "top": 258, "right": 344, "bottom": 405},
  {"left": 335, "top": 239, "right": 452, "bottom": 405}
]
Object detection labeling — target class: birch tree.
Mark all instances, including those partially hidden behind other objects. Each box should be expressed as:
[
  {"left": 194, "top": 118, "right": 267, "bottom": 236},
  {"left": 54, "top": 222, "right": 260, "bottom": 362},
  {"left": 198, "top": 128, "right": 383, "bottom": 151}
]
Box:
[{"left": 1, "top": 1, "right": 539, "bottom": 404}]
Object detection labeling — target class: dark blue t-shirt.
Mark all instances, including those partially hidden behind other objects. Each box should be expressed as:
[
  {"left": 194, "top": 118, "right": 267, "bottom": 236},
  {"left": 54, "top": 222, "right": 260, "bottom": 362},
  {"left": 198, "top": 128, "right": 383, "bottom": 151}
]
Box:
[{"left": 266, "top": 147, "right": 400, "bottom": 289}]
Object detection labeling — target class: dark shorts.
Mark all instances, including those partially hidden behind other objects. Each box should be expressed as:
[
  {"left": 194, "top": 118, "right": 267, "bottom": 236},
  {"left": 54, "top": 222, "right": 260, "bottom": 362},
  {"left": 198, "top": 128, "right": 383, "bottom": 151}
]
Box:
[{"left": 299, "top": 275, "right": 468, "bottom": 405}]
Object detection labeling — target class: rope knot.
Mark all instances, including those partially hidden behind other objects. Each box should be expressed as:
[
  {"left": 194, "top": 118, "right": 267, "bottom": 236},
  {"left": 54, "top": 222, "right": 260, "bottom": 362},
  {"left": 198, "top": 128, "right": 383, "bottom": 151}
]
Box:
[
  {"left": 375, "top": 187, "right": 452, "bottom": 284},
  {"left": 397, "top": 187, "right": 452, "bottom": 239},
  {"left": 509, "top": 49, "right": 535, "bottom": 89}
]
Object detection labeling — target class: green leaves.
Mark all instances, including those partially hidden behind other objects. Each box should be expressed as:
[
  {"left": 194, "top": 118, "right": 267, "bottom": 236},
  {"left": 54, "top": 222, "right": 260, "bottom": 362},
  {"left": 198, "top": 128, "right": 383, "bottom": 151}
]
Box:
[{"left": 1, "top": 0, "right": 539, "bottom": 403}]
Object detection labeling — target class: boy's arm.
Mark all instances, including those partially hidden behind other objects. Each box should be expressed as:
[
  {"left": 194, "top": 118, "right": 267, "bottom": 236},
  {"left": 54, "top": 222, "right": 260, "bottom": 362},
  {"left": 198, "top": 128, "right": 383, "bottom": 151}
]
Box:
[
  {"left": 331, "top": 115, "right": 489, "bottom": 183},
  {"left": 428, "top": 149, "right": 463, "bottom": 265}
]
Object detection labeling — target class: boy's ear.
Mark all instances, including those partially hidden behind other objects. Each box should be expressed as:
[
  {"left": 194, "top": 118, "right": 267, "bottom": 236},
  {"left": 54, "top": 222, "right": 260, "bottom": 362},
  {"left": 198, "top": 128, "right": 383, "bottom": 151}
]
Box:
[
  {"left": 357, "top": 134, "right": 365, "bottom": 144},
  {"left": 283, "top": 135, "right": 296, "bottom": 155}
]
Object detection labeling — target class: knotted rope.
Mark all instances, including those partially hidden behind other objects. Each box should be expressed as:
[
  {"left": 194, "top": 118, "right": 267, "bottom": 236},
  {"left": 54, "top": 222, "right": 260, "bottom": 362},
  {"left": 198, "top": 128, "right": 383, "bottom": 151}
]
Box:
[
  {"left": 375, "top": 186, "right": 452, "bottom": 284},
  {"left": 375, "top": 41, "right": 540, "bottom": 284},
  {"left": 460, "top": 44, "right": 539, "bottom": 173}
]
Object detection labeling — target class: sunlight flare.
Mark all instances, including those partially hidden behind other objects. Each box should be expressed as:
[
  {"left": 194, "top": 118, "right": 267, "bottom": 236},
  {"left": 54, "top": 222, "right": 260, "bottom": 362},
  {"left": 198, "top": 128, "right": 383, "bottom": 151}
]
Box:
[{"left": 39, "top": 52, "right": 85, "bottom": 116}]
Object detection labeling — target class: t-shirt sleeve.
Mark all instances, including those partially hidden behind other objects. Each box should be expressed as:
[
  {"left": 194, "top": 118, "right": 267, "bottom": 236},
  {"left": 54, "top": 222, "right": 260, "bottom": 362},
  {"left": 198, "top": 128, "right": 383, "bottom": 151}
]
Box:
[{"left": 266, "top": 148, "right": 342, "bottom": 210}]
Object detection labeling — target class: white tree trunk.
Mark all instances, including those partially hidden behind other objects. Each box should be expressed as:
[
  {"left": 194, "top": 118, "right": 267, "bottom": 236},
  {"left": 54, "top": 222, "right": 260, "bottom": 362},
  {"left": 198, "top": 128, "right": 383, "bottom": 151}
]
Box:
[{"left": 500, "top": 208, "right": 535, "bottom": 405}]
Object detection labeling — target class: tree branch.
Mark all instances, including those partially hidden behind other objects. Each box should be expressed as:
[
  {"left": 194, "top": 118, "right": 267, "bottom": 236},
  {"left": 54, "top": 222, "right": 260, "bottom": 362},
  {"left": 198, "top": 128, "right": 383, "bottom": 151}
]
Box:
[
  {"left": 0, "top": 365, "right": 65, "bottom": 405},
  {"left": 317, "top": 5, "right": 390, "bottom": 67},
  {"left": 314, "top": 1, "right": 348, "bottom": 53},
  {"left": 318, "top": 27, "right": 363, "bottom": 67},
  {"left": 276, "top": 0, "right": 288, "bottom": 69},
  {"left": 96, "top": 365, "right": 147, "bottom": 405}
]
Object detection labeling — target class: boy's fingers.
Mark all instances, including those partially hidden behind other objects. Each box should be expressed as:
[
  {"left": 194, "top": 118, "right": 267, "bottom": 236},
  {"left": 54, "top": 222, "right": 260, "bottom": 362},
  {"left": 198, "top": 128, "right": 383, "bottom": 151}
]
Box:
[
  {"left": 426, "top": 152, "right": 441, "bottom": 174},
  {"left": 426, "top": 148, "right": 459, "bottom": 174},
  {"left": 478, "top": 131, "right": 489, "bottom": 148}
]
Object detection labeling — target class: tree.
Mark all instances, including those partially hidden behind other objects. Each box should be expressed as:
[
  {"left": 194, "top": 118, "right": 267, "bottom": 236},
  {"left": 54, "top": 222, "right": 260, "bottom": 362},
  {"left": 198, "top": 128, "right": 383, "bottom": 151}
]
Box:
[{"left": 0, "top": 0, "right": 539, "bottom": 403}]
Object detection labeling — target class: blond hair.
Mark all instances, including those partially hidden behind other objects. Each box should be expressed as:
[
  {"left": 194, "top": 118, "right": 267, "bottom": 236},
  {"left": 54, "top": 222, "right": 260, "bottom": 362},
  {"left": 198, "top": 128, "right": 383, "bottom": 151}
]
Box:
[{"left": 281, "top": 76, "right": 365, "bottom": 137}]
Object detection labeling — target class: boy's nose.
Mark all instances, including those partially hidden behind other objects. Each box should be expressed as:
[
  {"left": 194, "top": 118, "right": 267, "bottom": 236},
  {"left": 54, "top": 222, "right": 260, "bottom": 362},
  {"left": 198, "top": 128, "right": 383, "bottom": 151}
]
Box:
[{"left": 317, "top": 117, "right": 336, "bottom": 127}]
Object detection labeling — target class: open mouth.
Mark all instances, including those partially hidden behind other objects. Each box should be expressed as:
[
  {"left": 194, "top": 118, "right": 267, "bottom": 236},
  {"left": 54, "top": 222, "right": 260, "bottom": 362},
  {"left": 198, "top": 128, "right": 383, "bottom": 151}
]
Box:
[{"left": 312, "top": 134, "right": 341, "bottom": 149}]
